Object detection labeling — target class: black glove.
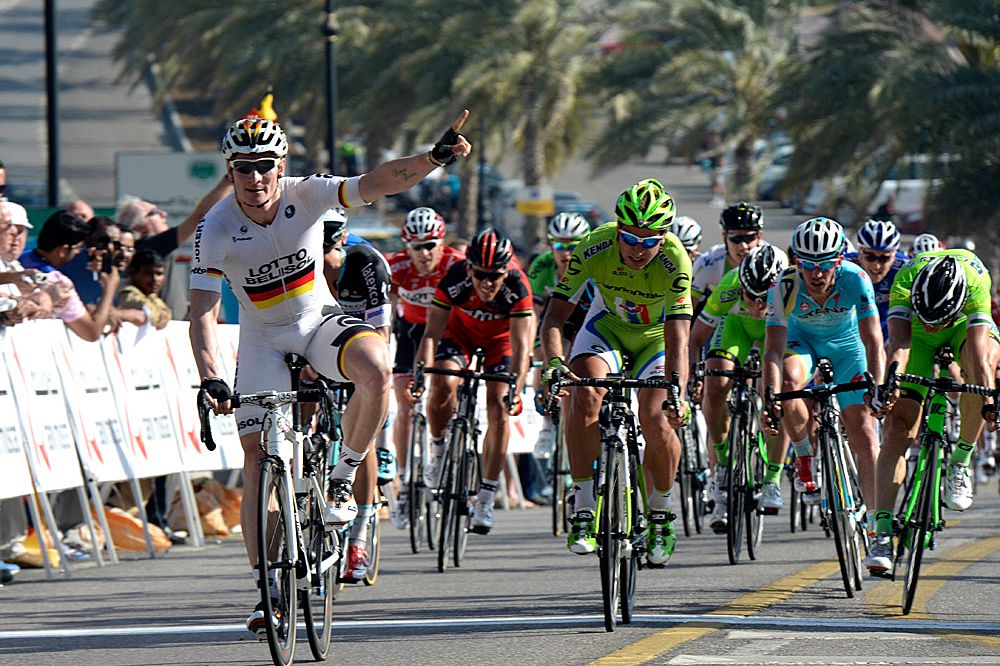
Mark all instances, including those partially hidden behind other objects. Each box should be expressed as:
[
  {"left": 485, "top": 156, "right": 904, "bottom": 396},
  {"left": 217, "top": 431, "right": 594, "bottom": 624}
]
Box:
[
  {"left": 200, "top": 377, "right": 233, "bottom": 402},
  {"left": 429, "top": 126, "right": 466, "bottom": 166}
]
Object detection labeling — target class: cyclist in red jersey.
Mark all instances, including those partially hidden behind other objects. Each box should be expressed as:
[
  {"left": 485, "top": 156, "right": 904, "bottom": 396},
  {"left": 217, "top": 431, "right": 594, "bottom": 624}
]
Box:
[
  {"left": 413, "top": 227, "right": 535, "bottom": 533},
  {"left": 387, "top": 207, "right": 464, "bottom": 527}
]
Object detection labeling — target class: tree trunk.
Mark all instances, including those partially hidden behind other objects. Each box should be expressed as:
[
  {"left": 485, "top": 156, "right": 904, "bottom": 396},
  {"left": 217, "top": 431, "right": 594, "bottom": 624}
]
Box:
[
  {"left": 457, "top": 157, "right": 478, "bottom": 239},
  {"left": 732, "top": 136, "right": 756, "bottom": 199},
  {"left": 521, "top": 102, "right": 546, "bottom": 253}
]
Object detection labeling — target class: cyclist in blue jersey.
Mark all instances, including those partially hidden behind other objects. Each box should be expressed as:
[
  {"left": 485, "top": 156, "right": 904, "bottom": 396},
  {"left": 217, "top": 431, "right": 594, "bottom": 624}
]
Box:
[
  {"left": 761, "top": 218, "right": 884, "bottom": 510},
  {"left": 846, "top": 220, "right": 908, "bottom": 340}
]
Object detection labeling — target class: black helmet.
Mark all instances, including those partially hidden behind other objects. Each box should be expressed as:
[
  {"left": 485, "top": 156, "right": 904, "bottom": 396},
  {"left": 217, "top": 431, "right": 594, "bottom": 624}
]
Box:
[
  {"left": 910, "top": 255, "right": 967, "bottom": 326},
  {"left": 720, "top": 202, "right": 764, "bottom": 231},
  {"left": 738, "top": 245, "right": 787, "bottom": 298},
  {"left": 467, "top": 227, "right": 513, "bottom": 270}
]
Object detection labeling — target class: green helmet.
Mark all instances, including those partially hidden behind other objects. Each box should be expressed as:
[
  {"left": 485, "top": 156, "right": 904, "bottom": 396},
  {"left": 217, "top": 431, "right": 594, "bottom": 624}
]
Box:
[{"left": 615, "top": 178, "right": 676, "bottom": 231}]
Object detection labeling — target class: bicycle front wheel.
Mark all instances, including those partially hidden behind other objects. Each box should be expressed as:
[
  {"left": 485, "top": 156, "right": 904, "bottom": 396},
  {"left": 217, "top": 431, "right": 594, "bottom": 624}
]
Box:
[
  {"left": 619, "top": 449, "right": 641, "bottom": 625},
  {"left": 301, "top": 475, "right": 335, "bottom": 661},
  {"left": 436, "top": 440, "right": 457, "bottom": 573},
  {"left": 599, "top": 446, "right": 624, "bottom": 632},
  {"left": 363, "top": 496, "right": 382, "bottom": 586},
  {"left": 902, "top": 437, "right": 938, "bottom": 614},
  {"left": 408, "top": 411, "right": 427, "bottom": 554},
  {"left": 726, "top": 414, "right": 747, "bottom": 565},
  {"left": 552, "top": 415, "right": 570, "bottom": 536},
  {"left": 746, "top": 432, "right": 765, "bottom": 561},
  {"left": 821, "top": 430, "right": 854, "bottom": 598},
  {"left": 454, "top": 445, "right": 480, "bottom": 568},
  {"left": 257, "top": 459, "right": 298, "bottom": 666}
]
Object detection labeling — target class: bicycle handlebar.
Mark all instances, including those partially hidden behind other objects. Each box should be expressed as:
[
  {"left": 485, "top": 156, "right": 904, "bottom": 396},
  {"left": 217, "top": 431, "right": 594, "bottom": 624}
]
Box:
[
  {"left": 197, "top": 388, "right": 329, "bottom": 452},
  {"left": 892, "top": 372, "right": 997, "bottom": 398},
  {"left": 704, "top": 365, "right": 761, "bottom": 381},
  {"left": 545, "top": 372, "right": 683, "bottom": 416},
  {"left": 770, "top": 379, "right": 872, "bottom": 403}
]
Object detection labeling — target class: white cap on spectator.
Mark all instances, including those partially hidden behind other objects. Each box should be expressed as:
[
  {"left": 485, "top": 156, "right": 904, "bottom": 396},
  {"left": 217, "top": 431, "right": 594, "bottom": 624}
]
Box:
[{"left": 2, "top": 201, "right": 31, "bottom": 228}]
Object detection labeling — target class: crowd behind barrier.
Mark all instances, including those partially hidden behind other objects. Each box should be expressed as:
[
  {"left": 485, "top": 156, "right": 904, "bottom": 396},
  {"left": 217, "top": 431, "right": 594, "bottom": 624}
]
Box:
[{"left": 0, "top": 318, "right": 544, "bottom": 578}]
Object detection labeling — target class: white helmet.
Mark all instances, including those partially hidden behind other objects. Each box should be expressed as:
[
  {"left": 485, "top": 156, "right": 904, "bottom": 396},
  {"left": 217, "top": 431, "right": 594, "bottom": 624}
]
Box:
[
  {"left": 856, "top": 219, "right": 901, "bottom": 251},
  {"left": 673, "top": 216, "right": 702, "bottom": 251},
  {"left": 792, "top": 217, "right": 844, "bottom": 261},
  {"left": 739, "top": 244, "right": 788, "bottom": 298},
  {"left": 910, "top": 233, "right": 942, "bottom": 257},
  {"left": 402, "top": 207, "right": 446, "bottom": 242},
  {"left": 221, "top": 116, "right": 288, "bottom": 159},
  {"left": 547, "top": 212, "right": 590, "bottom": 240}
]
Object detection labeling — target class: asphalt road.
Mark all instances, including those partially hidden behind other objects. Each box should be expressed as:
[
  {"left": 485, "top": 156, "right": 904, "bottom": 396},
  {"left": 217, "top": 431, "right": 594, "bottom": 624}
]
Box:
[{"left": 2, "top": 482, "right": 998, "bottom": 666}]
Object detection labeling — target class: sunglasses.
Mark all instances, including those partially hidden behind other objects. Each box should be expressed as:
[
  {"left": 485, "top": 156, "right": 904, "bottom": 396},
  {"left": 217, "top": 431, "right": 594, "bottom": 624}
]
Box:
[
  {"left": 552, "top": 241, "right": 578, "bottom": 252},
  {"left": 861, "top": 252, "right": 893, "bottom": 265},
  {"left": 798, "top": 257, "right": 839, "bottom": 272},
  {"left": 231, "top": 158, "right": 279, "bottom": 175},
  {"left": 619, "top": 229, "right": 664, "bottom": 248},
  {"left": 471, "top": 268, "right": 506, "bottom": 281},
  {"left": 726, "top": 233, "right": 758, "bottom": 245},
  {"left": 408, "top": 241, "right": 439, "bottom": 252}
]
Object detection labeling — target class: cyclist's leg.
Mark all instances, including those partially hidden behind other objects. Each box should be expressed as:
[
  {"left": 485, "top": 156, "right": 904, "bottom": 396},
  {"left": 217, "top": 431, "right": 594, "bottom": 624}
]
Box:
[
  {"left": 473, "top": 353, "right": 513, "bottom": 533},
  {"left": 391, "top": 319, "right": 424, "bottom": 483},
  {"left": 424, "top": 335, "right": 464, "bottom": 483},
  {"left": 347, "top": 453, "right": 378, "bottom": 579},
  {"left": 782, "top": 331, "right": 818, "bottom": 495},
  {"left": 704, "top": 316, "right": 738, "bottom": 469},
  {"left": 829, "top": 339, "right": 879, "bottom": 505}
]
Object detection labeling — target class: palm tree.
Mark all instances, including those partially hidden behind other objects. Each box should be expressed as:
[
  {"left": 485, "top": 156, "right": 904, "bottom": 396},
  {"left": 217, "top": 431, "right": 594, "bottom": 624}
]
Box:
[{"left": 588, "top": 0, "right": 805, "bottom": 199}]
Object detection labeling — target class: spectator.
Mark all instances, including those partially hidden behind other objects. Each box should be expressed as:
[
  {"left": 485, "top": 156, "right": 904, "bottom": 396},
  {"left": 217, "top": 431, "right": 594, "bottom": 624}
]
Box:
[
  {"left": 0, "top": 201, "right": 54, "bottom": 325},
  {"left": 117, "top": 248, "right": 171, "bottom": 330},
  {"left": 63, "top": 199, "right": 95, "bottom": 222},
  {"left": 60, "top": 215, "right": 121, "bottom": 305},
  {"left": 875, "top": 193, "right": 896, "bottom": 223},
  {"left": 18, "top": 210, "right": 119, "bottom": 342},
  {"left": 0, "top": 158, "right": 6, "bottom": 199}
]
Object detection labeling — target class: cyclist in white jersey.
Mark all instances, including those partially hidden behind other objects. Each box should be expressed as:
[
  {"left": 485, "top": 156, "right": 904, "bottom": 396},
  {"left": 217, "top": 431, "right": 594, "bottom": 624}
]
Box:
[{"left": 190, "top": 112, "right": 471, "bottom": 635}]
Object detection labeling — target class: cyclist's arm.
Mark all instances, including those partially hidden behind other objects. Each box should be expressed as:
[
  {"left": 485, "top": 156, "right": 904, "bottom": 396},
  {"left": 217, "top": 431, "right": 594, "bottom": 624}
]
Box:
[
  {"left": 510, "top": 313, "right": 535, "bottom": 395},
  {"left": 885, "top": 316, "right": 912, "bottom": 380},
  {"left": 689, "top": 319, "right": 715, "bottom": 363},
  {"left": 540, "top": 296, "right": 575, "bottom": 363},
  {"left": 762, "top": 324, "right": 787, "bottom": 399},
  {"left": 416, "top": 303, "right": 449, "bottom": 370},
  {"left": 858, "top": 313, "right": 885, "bottom": 387},
  {"left": 189, "top": 287, "right": 224, "bottom": 379},
  {"left": 964, "top": 324, "right": 996, "bottom": 394},
  {"left": 664, "top": 317, "right": 690, "bottom": 400}
]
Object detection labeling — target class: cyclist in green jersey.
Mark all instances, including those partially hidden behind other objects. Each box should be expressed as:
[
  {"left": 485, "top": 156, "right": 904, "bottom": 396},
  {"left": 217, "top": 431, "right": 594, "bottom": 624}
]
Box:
[
  {"left": 689, "top": 246, "right": 788, "bottom": 530},
  {"left": 529, "top": 213, "right": 591, "bottom": 461},
  {"left": 866, "top": 250, "right": 1000, "bottom": 573},
  {"left": 542, "top": 178, "right": 692, "bottom": 566}
]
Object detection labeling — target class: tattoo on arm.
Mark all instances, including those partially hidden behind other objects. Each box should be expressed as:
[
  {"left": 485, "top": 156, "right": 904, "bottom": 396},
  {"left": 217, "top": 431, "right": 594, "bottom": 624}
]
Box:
[{"left": 393, "top": 167, "right": 419, "bottom": 182}]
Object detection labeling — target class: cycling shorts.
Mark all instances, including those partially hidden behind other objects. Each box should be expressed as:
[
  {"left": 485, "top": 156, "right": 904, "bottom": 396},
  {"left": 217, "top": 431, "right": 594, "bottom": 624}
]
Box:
[
  {"left": 569, "top": 307, "right": 664, "bottom": 379},
  {"left": 784, "top": 326, "right": 867, "bottom": 408},
  {"left": 899, "top": 320, "right": 1000, "bottom": 402},
  {"left": 435, "top": 324, "right": 511, "bottom": 374},
  {"left": 707, "top": 314, "right": 764, "bottom": 364},
  {"left": 393, "top": 318, "right": 425, "bottom": 377},
  {"left": 234, "top": 307, "right": 379, "bottom": 436}
]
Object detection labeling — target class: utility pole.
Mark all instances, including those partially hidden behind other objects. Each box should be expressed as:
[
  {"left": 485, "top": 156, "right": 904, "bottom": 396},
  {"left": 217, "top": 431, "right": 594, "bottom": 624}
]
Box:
[
  {"left": 45, "top": 0, "right": 59, "bottom": 206},
  {"left": 323, "top": 0, "right": 339, "bottom": 173},
  {"left": 476, "top": 119, "right": 486, "bottom": 226}
]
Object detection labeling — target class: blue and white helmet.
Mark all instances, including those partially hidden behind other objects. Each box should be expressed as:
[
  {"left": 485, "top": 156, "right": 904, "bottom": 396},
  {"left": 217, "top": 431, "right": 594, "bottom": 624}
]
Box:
[
  {"left": 856, "top": 219, "right": 901, "bottom": 252},
  {"left": 792, "top": 217, "right": 844, "bottom": 261}
]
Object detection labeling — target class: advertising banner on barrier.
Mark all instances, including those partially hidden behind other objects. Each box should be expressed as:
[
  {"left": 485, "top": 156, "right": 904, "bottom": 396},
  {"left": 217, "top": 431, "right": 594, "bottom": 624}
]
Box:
[
  {"left": 61, "top": 332, "right": 133, "bottom": 483},
  {"left": 162, "top": 321, "right": 242, "bottom": 471},
  {"left": 0, "top": 332, "right": 35, "bottom": 500},
  {"left": 5, "top": 322, "right": 85, "bottom": 492},
  {"left": 104, "top": 323, "right": 186, "bottom": 478}
]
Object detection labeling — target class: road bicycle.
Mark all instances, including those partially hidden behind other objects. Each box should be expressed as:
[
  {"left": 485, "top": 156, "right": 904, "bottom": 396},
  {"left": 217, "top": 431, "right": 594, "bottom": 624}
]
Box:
[
  {"left": 550, "top": 406, "right": 572, "bottom": 536},
  {"left": 676, "top": 369, "right": 709, "bottom": 538},
  {"left": 704, "top": 350, "right": 766, "bottom": 564},
  {"left": 547, "top": 371, "right": 683, "bottom": 632},
  {"left": 403, "top": 396, "right": 438, "bottom": 553},
  {"left": 414, "top": 350, "right": 515, "bottom": 572},
  {"left": 198, "top": 355, "right": 341, "bottom": 666},
  {"left": 767, "top": 360, "right": 870, "bottom": 598},
  {"left": 884, "top": 357, "right": 997, "bottom": 614}
]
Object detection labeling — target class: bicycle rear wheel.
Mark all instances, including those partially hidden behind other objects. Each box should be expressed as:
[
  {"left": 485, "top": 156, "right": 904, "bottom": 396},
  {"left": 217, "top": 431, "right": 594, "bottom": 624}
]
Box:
[
  {"left": 619, "top": 450, "right": 641, "bottom": 625},
  {"left": 552, "top": 415, "right": 570, "bottom": 536},
  {"left": 257, "top": 459, "right": 297, "bottom": 666},
  {"left": 902, "top": 437, "right": 937, "bottom": 614},
  {"left": 436, "top": 441, "right": 457, "bottom": 573},
  {"left": 599, "top": 446, "right": 624, "bottom": 632},
  {"left": 301, "top": 478, "right": 335, "bottom": 661},
  {"left": 726, "top": 414, "right": 747, "bottom": 565},
  {"left": 821, "top": 430, "right": 854, "bottom": 598},
  {"left": 363, "top": 494, "right": 382, "bottom": 586},
  {"left": 408, "top": 411, "right": 427, "bottom": 554},
  {"left": 454, "top": 446, "right": 480, "bottom": 568}
]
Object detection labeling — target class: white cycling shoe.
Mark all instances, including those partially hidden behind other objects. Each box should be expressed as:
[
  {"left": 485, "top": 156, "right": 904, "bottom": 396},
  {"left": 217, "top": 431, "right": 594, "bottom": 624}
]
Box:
[
  {"left": 761, "top": 481, "right": 783, "bottom": 511},
  {"left": 470, "top": 499, "right": 494, "bottom": 534},
  {"left": 944, "top": 463, "right": 974, "bottom": 511}
]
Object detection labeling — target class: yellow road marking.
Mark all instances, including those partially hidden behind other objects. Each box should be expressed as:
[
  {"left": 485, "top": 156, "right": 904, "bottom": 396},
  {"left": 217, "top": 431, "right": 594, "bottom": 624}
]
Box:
[
  {"left": 865, "top": 534, "right": 1000, "bottom": 619},
  {"left": 934, "top": 632, "right": 1000, "bottom": 653},
  {"left": 589, "top": 559, "right": 839, "bottom": 665}
]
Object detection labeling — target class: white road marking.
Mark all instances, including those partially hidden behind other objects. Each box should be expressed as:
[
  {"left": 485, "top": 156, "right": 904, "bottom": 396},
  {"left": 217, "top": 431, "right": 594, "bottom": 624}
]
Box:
[
  {"left": 725, "top": 630, "right": 938, "bottom": 641},
  {"left": 1, "top": 613, "right": 998, "bottom": 641}
]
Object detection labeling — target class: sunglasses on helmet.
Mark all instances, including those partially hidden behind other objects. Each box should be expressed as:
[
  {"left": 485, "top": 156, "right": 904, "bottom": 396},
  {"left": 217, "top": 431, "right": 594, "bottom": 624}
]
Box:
[
  {"left": 231, "top": 157, "right": 279, "bottom": 175},
  {"left": 618, "top": 228, "right": 664, "bottom": 249},
  {"left": 798, "top": 257, "right": 839, "bottom": 272},
  {"left": 861, "top": 251, "right": 893, "bottom": 265}
]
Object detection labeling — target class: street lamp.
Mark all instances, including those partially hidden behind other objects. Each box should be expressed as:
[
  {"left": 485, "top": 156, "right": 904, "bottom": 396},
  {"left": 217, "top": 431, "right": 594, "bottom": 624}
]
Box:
[{"left": 323, "top": 1, "right": 339, "bottom": 174}]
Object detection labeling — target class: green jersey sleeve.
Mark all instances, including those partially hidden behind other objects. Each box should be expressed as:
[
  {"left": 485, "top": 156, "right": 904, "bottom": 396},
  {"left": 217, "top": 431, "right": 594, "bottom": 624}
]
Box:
[
  {"left": 697, "top": 268, "right": 743, "bottom": 328},
  {"left": 528, "top": 251, "right": 558, "bottom": 304}
]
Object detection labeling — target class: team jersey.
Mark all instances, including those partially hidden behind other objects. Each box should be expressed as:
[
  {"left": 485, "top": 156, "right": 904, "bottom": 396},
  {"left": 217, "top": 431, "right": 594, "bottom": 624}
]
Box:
[
  {"left": 692, "top": 241, "right": 787, "bottom": 305},
  {"left": 553, "top": 222, "right": 693, "bottom": 327},
  {"left": 697, "top": 267, "right": 765, "bottom": 337},
  {"left": 888, "top": 249, "right": 993, "bottom": 328},
  {"left": 190, "top": 174, "right": 366, "bottom": 327},
  {"left": 330, "top": 244, "right": 392, "bottom": 328},
  {"left": 431, "top": 259, "right": 533, "bottom": 338},
  {"left": 847, "top": 249, "right": 908, "bottom": 335},
  {"left": 766, "top": 260, "right": 877, "bottom": 342},
  {"left": 528, "top": 251, "right": 559, "bottom": 303},
  {"left": 389, "top": 245, "right": 464, "bottom": 325}
]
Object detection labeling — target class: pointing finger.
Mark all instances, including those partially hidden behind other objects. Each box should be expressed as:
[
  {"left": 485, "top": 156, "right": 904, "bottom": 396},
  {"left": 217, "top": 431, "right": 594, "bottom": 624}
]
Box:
[{"left": 451, "top": 109, "right": 470, "bottom": 133}]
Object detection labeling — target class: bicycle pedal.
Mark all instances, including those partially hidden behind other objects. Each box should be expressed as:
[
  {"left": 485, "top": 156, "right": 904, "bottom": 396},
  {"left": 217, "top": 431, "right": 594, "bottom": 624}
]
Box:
[
  {"left": 470, "top": 525, "right": 491, "bottom": 535},
  {"left": 644, "top": 561, "right": 666, "bottom": 569},
  {"left": 759, "top": 506, "right": 779, "bottom": 516}
]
